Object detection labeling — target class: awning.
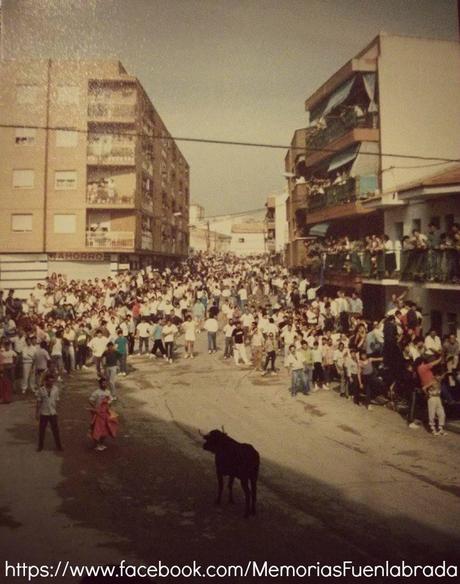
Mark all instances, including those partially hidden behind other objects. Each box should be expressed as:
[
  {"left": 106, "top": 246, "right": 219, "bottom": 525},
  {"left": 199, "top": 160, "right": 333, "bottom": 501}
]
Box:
[
  {"left": 322, "top": 76, "right": 356, "bottom": 117},
  {"left": 328, "top": 144, "right": 360, "bottom": 173},
  {"left": 308, "top": 222, "right": 330, "bottom": 238}
]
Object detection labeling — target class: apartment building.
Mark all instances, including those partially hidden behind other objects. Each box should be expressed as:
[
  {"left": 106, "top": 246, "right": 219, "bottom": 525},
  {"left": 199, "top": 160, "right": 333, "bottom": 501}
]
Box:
[
  {"left": 0, "top": 59, "right": 190, "bottom": 292},
  {"left": 285, "top": 34, "right": 460, "bottom": 332},
  {"left": 265, "top": 192, "right": 288, "bottom": 260}
]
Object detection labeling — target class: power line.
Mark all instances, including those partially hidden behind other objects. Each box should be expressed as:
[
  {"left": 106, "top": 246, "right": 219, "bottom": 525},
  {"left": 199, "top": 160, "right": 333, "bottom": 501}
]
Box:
[
  {"left": 2, "top": 122, "right": 460, "bottom": 164},
  {"left": 195, "top": 206, "right": 267, "bottom": 220}
]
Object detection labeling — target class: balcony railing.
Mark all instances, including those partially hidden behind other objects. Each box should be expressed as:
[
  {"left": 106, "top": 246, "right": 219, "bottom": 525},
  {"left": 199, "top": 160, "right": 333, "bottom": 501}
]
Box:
[
  {"left": 87, "top": 144, "right": 135, "bottom": 165},
  {"left": 302, "top": 248, "right": 460, "bottom": 285},
  {"left": 307, "top": 176, "right": 378, "bottom": 212},
  {"left": 88, "top": 102, "right": 136, "bottom": 121},
  {"left": 86, "top": 231, "right": 134, "bottom": 249},
  {"left": 141, "top": 197, "right": 154, "bottom": 213},
  {"left": 86, "top": 186, "right": 134, "bottom": 206},
  {"left": 307, "top": 110, "right": 377, "bottom": 151}
]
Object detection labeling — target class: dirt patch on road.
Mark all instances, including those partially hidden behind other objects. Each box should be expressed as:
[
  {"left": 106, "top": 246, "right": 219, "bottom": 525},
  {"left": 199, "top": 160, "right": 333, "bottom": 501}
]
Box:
[
  {"left": 303, "top": 403, "right": 326, "bottom": 417},
  {"left": 338, "top": 424, "right": 362, "bottom": 436}
]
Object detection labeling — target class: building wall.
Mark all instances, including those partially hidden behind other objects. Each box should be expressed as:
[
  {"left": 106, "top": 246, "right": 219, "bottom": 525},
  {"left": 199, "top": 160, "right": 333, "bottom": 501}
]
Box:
[
  {"left": 205, "top": 210, "right": 266, "bottom": 237},
  {"left": 274, "top": 192, "right": 288, "bottom": 252},
  {"left": 378, "top": 36, "right": 460, "bottom": 193},
  {"left": 230, "top": 232, "right": 265, "bottom": 255},
  {"left": 189, "top": 204, "right": 205, "bottom": 225},
  {"left": 190, "top": 227, "right": 231, "bottom": 253},
  {"left": 0, "top": 59, "right": 190, "bottom": 261},
  {"left": 383, "top": 194, "right": 459, "bottom": 241}
]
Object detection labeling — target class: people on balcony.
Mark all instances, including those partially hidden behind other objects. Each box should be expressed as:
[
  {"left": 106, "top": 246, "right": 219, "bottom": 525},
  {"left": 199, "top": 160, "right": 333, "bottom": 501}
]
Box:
[
  {"left": 87, "top": 178, "right": 127, "bottom": 205},
  {"left": 299, "top": 225, "right": 460, "bottom": 284}
]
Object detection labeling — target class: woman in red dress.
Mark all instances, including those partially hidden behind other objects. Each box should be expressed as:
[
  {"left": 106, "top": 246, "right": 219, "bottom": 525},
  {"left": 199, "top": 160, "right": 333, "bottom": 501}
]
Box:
[{"left": 89, "top": 378, "right": 118, "bottom": 451}]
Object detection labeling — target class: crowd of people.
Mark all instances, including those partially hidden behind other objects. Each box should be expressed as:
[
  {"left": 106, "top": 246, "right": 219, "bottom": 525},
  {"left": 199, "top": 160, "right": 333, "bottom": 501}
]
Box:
[
  {"left": 0, "top": 252, "right": 459, "bottom": 452},
  {"left": 302, "top": 223, "right": 460, "bottom": 283}
]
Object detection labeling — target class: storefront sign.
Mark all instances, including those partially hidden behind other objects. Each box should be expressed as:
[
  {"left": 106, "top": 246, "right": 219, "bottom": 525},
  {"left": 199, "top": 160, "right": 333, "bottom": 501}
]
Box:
[{"left": 48, "top": 252, "right": 108, "bottom": 262}]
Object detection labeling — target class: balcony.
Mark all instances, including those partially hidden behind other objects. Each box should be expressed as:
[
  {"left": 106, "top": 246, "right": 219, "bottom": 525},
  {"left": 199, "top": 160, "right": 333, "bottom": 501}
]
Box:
[
  {"left": 88, "top": 102, "right": 136, "bottom": 123},
  {"left": 141, "top": 232, "right": 153, "bottom": 250},
  {"left": 86, "top": 185, "right": 134, "bottom": 207},
  {"left": 87, "top": 143, "right": 135, "bottom": 166},
  {"left": 86, "top": 231, "right": 134, "bottom": 249},
  {"left": 141, "top": 197, "right": 154, "bottom": 214},
  {"left": 361, "top": 248, "right": 460, "bottom": 288},
  {"left": 306, "top": 176, "right": 378, "bottom": 222},
  {"left": 307, "top": 110, "right": 377, "bottom": 151},
  {"left": 305, "top": 127, "right": 379, "bottom": 169}
]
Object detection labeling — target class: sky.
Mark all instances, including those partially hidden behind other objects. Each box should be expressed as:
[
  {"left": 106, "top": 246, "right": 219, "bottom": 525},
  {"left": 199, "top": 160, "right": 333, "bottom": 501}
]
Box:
[{"left": 2, "top": 0, "right": 458, "bottom": 214}]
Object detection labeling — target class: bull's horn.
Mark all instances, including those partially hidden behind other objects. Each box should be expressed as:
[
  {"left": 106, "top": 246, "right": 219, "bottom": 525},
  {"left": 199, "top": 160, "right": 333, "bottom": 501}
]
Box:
[
  {"left": 221, "top": 425, "right": 226, "bottom": 434},
  {"left": 198, "top": 429, "right": 204, "bottom": 436}
]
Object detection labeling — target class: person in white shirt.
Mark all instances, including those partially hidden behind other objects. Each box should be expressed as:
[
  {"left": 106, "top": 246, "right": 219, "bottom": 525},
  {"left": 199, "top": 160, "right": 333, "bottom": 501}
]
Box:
[
  {"left": 223, "top": 319, "right": 235, "bottom": 359},
  {"left": 238, "top": 286, "right": 248, "bottom": 310},
  {"left": 286, "top": 345, "right": 308, "bottom": 397},
  {"left": 333, "top": 342, "right": 348, "bottom": 396},
  {"left": 36, "top": 374, "right": 62, "bottom": 452},
  {"left": 182, "top": 315, "right": 197, "bottom": 359},
  {"left": 88, "top": 330, "right": 109, "bottom": 377},
  {"left": 21, "top": 336, "right": 37, "bottom": 394},
  {"left": 424, "top": 330, "right": 442, "bottom": 357},
  {"left": 281, "top": 323, "right": 295, "bottom": 364},
  {"left": 162, "top": 319, "right": 178, "bottom": 363},
  {"left": 136, "top": 319, "right": 151, "bottom": 355},
  {"left": 50, "top": 333, "right": 64, "bottom": 381},
  {"left": 204, "top": 316, "right": 219, "bottom": 354},
  {"left": 312, "top": 342, "right": 324, "bottom": 390},
  {"left": 241, "top": 310, "right": 254, "bottom": 340}
]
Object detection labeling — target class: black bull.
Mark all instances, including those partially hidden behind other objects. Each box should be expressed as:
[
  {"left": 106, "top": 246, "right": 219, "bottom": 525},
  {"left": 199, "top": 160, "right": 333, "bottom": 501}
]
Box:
[{"left": 202, "top": 430, "right": 260, "bottom": 517}]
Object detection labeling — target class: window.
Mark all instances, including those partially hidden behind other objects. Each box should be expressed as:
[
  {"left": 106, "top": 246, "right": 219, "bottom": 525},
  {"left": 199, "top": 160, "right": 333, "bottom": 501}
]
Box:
[
  {"left": 13, "top": 169, "right": 35, "bottom": 188},
  {"left": 54, "top": 214, "right": 76, "bottom": 234},
  {"left": 15, "top": 128, "right": 36, "bottom": 145},
  {"left": 430, "top": 310, "right": 442, "bottom": 336},
  {"left": 238, "top": 238, "right": 245, "bottom": 243},
  {"left": 412, "top": 219, "right": 421, "bottom": 232},
  {"left": 16, "top": 84, "right": 39, "bottom": 104},
  {"left": 57, "top": 85, "right": 80, "bottom": 104},
  {"left": 56, "top": 130, "right": 78, "bottom": 147},
  {"left": 446, "top": 313, "right": 458, "bottom": 336},
  {"left": 11, "top": 214, "right": 33, "bottom": 232},
  {"left": 429, "top": 216, "right": 440, "bottom": 229},
  {"left": 55, "top": 171, "right": 77, "bottom": 190}
]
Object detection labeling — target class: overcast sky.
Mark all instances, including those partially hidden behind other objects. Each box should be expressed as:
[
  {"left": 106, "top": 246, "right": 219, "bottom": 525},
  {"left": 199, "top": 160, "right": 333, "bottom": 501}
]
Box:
[{"left": 2, "top": 0, "right": 458, "bottom": 214}]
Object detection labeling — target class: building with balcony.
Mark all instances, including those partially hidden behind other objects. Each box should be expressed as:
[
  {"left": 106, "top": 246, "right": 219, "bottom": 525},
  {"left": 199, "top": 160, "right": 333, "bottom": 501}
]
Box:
[
  {"left": 265, "top": 193, "right": 288, "bottom": 260},
  {"left": 358, "top": 165, "right": 460, "bottom": 337},
  {"left": 285, "top": 34, "right": 460, "bottom": 313},
  {"left": 0, "top": 59, "right": 190, "bottom": 292}
]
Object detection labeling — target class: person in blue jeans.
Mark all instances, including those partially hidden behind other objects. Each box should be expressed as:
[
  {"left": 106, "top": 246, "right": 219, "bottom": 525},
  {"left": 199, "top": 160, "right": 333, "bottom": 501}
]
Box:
[
  {"left": 286, "top": 344, "right": 309, "bottom": 397},
  {"left": 204, "top": 316, "right": 218, "bottom": 354}
]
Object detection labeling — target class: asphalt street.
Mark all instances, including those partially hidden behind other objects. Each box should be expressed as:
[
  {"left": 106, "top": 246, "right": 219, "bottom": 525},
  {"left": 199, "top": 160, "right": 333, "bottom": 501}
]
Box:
[{"left": 1, "top": 333, "right": 459, "bottom": 582}]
